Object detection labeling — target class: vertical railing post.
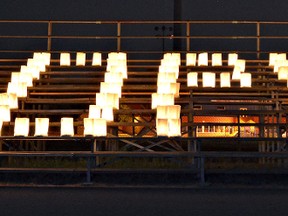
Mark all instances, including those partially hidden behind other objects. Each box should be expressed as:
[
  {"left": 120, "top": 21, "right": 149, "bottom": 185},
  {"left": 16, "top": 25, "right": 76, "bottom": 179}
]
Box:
[
  {"left": 117, "top": 22, "right": 121, "bottom": 51},
  {"left": 188, "top": 90, "right": 194, "bottom": 148},
  {"left": 86, "top": 155, "right": 91, "bottom": 184},
  {"left": 47, "top": 21, "right": 52, "bottom": 52},
  {"left": 93, "top": 138, "right": 101, "bottom": 167},
  {"left": 237, "top": 115, "right": 241, "bottom": 138},
  {"left": 188, "top": 90, "right": 198, "bottom": 165},
  {"left": 256, "top": 22, "right": 261, "bottom": 60},
  {"left": 186, "top": 21, "right": 190, "bottom": 52},
  {"left": 199, "top": 155, "right": 205, "bottom": 185}
]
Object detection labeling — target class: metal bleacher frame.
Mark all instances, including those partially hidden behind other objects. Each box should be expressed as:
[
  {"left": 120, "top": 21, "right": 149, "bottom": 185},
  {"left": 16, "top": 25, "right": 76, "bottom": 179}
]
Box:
[{"left": 1, "top": 20, "right": 288, "bottom": 184}]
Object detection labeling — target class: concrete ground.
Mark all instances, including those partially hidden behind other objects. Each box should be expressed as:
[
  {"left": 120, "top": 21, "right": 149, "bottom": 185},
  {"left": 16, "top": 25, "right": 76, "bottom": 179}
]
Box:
[
  {"left": 0, "top": 185, "right": 288, "bottom": 216},
  {"left": 1, "top": 169, "right": 288, "bottom": 216}
]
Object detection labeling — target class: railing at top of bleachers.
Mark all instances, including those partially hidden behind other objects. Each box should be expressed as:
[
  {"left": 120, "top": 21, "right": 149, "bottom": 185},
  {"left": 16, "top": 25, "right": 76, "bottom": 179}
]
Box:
[{"left": 1, "top": 20, "right": 288, "bottom": 60}]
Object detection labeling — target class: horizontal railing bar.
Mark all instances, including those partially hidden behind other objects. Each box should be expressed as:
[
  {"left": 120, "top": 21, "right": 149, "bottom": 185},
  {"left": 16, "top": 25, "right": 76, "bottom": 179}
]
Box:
[
  {"left": 0, "top": 167, "right": 199, "bottom": 174},
  {"left": 19, "top": 98, "right": 275, "bottom": 106},
  {"left": 11, "top": 108, "right": 288, "bottom": 115},
  {"left": 0, "top": 136, "right": 286, "bottom": 141},
  {"left": 0, "top": 50, "right": 265, "bottom": 55},
  {"left": 0, "top": 35, "right": 267, "bottom": 39},
  {"left": 1, "top": 150, "right": 288, "bottom": 159},
  {"left": 4, "top": 20, "right": 288, "bottom": 25},
  {"left": 2, "top": 121, "right": 287, "bottom": 128}
]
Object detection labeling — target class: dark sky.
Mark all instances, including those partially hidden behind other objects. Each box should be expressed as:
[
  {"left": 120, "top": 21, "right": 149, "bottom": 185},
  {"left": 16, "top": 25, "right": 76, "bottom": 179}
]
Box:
[
  {"left": 0, "top": 0, "right": 173, "bottom": 20},
  {"left": 181, "top": 0, "right": 288, "bottom": 21},
  {"left": 0, "top": 0, "right": 288, "bottom": 21},
  {"left": 0, "top": 0, "right": 287, "bottom": 56}
]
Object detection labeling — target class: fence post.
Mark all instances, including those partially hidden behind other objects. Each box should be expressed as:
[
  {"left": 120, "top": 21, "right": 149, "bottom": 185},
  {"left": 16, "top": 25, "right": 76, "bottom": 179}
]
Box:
[
  {"left": 86, "top": 155, "right": 91, "bottom": 184},
  {"left": 117, "top": 22, "right": 121, "bottom": 51},
  {"left": 256, "top": 22, "right": 261, "bottom": 60},
  {"left": 47, "top": 21, "right": 52, "bottom": 51},
  {"left": 199, "top": 155, "right": 205, "bottom": 184},
  {"left": 188, "top": 90, "right": 197, "bottom": 165},
  {"left": 186, "top": 21, "right": 190, "bottom": 52}
]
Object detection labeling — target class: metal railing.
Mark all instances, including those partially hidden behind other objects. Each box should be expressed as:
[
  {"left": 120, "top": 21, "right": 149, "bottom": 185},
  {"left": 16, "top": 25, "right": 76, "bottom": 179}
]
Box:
[
  {"left": 1, "top": 141, "right": 288, "bottom": 184},
  {"left": 1, "top": 20, "right": 288, "bottom": 59}
]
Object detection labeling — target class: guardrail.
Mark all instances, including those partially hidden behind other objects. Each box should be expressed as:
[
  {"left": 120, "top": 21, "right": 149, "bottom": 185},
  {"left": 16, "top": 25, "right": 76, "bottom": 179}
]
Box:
[
  {"left": 1, "top": 136, "right": 288, "bottom": 184},
  {"left": 1, "top": 20, "right": 288, "bottom": 59},
  {"left": 1, "top": 148, "right": 288, "bottom": 184}
]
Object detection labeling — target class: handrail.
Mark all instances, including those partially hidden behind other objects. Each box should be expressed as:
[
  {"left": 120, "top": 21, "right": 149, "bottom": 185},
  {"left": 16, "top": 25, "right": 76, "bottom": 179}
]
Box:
[
  {"left": 1, "top": 148, "right": 288, "bottom": 184},
  {"left": 0, "top": 136, "right": 287, "bottom": 142},
  {"left": 0, "top": 20, "right": 288, "bottom": 57},
  {"left": 1, "top": 20, "right": 287, "bottom": 24}
]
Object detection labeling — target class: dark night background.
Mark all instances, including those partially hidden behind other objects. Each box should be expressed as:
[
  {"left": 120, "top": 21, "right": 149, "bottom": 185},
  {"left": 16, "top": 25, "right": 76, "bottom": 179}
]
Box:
[
  {"left": 0, "top": 3, "right": 288, "bottom": 215},
  {"left": 0, "top": 0, "right": 288, "bottom": 21},
  {"left": 0, "top": 0, "right": 288, "bottom": 58}
]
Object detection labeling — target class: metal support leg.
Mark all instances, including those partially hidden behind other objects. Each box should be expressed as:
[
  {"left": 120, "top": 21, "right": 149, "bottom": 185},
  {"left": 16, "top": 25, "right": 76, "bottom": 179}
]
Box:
[
  {"left": 199, "top": 156, "right": 205, "bottom": 185},
  {"left": 86, "top": 156, "right": 91, "bottom": 184},
  {"left": 94, "top": 139, "right": 102, "bottom": 167}
]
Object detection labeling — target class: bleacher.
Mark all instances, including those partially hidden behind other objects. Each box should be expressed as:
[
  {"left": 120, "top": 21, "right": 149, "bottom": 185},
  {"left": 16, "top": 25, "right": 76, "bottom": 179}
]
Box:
[
  {"left": 0, "top": 20, "right": 288, "bottom": 184},
  {"left": 0, "top": 52, "right": 287, "bottom": 139}
]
